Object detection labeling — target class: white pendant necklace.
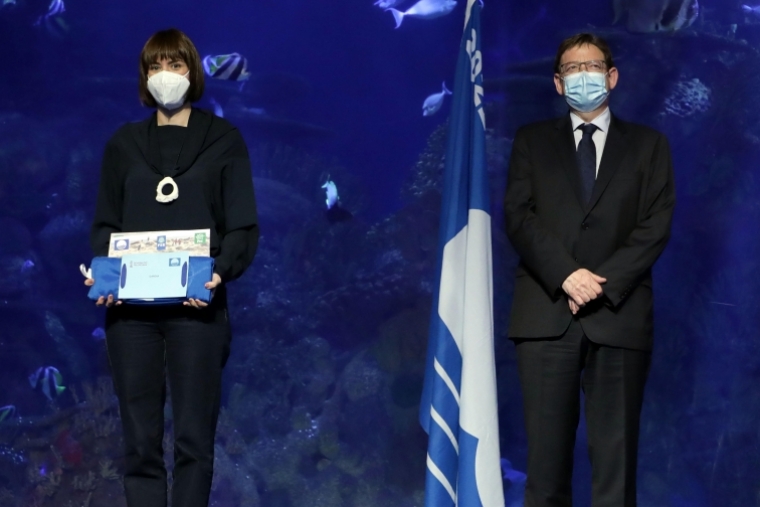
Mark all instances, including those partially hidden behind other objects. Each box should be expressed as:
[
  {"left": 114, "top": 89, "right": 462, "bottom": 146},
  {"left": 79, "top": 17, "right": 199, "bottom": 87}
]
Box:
[
  {"left": 156, "top": 176, "right": 179, "bottom": 203},
  {"left": 154, "top": 123, "right": 188, "bottom": 204}
]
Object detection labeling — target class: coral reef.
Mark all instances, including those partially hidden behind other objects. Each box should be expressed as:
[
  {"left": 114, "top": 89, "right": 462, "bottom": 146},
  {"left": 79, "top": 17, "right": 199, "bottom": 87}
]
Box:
[
  {"left": 0, "top": 375, "right": 123, "bottom": 507},
  {"left": 98, "top": 459, "right": 119, "bottom": 481},
  {"left": 663, "top": 77, "right": 712, "bottom": 118},
  {"left": 71, "top": 471, "right": 96, "bottom": 492}
]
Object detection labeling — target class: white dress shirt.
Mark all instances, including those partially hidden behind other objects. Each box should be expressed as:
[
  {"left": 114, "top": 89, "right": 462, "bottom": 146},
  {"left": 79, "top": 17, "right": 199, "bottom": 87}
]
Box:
[{"left": 571, "top": 107, "right": 610, "bottom": 176}]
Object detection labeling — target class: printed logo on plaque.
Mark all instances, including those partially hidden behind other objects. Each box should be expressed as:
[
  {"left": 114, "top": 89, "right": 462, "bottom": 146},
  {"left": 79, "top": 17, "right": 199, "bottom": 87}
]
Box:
[{"left": 114, "top": 239, "right": 130, "bottom": 251}]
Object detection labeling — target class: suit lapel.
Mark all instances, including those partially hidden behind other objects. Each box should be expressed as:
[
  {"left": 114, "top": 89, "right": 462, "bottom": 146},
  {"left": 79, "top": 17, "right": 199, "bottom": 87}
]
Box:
[
  {"left": 584, "top": 115, "right": 628, "bottom": 216},
  {"left": 553, "top": 115, "right": 586, "bottom": 209}
]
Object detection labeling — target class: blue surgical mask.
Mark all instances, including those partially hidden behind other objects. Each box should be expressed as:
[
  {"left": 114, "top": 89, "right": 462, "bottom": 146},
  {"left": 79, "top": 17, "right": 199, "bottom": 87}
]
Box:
[{"left": 562, "top": 71, "right": 609, "bottom": 113}]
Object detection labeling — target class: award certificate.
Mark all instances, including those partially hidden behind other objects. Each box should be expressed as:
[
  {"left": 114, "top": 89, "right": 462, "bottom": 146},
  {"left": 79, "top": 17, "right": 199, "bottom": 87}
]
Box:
[{"left": 108, "top": 229, "right": 210, "bottom": 257}]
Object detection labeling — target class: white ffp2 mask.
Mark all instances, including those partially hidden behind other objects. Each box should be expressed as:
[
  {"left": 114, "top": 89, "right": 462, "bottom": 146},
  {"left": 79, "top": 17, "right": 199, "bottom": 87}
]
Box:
[{"left": 147, "top": 71, "right": 190, "bottom": 110}]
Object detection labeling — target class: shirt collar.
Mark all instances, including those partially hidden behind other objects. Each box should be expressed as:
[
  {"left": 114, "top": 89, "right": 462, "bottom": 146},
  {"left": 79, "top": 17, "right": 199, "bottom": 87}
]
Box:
[{"left": 570, "top": 106, "right": 611, "bottom": 133}]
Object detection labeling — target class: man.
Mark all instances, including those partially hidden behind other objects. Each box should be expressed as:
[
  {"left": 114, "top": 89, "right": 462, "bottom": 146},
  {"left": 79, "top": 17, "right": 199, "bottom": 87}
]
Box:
[{"left": 504, "top": 33, "right": 675, "bottom": 507}]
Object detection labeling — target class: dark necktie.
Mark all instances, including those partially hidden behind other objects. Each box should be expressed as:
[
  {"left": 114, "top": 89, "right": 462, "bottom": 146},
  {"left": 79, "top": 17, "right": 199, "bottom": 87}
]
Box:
[{"left": 576, "top": 123, "right": 598, "bottom": 204}]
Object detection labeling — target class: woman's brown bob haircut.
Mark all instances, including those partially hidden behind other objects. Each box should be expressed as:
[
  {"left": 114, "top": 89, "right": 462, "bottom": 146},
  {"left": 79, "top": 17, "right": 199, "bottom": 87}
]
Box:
[
  {"left": 554, "top": 33, "right": 615, "bottom": 74},
  {"left": 138, "top": 28, "right": 205, "bottom": 108}
]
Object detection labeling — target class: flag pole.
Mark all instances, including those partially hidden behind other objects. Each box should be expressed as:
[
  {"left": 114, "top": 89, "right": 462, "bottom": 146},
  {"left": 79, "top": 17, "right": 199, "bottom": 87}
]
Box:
[{"left": 419, "top": 1, "right": 504, "bottom": 506}]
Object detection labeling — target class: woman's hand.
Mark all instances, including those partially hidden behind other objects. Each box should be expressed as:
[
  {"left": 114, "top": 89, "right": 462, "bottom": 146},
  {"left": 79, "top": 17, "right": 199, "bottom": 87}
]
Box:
[
  {"left": 184, "top": 273, "right": 222, "bottom": 309},
  {"left": 84, "top": 278, "right": 122, "bottom": 307}
]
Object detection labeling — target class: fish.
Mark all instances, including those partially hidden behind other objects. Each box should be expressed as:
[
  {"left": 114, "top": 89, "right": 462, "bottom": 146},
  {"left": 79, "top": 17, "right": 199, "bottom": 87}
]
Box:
[
  {"left": 0, "top": 405, "right": 16, "bottom": 422},
  {"left": 210, "top": 98, "right": 224, "bottom": 118},
  {"left": 501, "top": 458, "right": 527, "bottom": 507},
  {"left": 91, "top": 327, "right": 106, "bottom": 341},
  {"left": 2, "top": 0, "right": 16, "bottom": 7},
  {"left": 422, "top": 81, "right": 452, "bottom": 116},
  {"left": 34, "top": 0, "right": 64, "bottom": 23},
  {"left": 321, "top": 180, "right": 352, "bottom": 223},
  {"left": 612, "top": 0, "right": 699, "bottom": 33},
  {"left": 241, "top": 106, "right": 265, "bottom": 116},
  {"left": 321, "top": 180, "right": 339, "bottom": 209},
  {"left": 20, "top": 259, "right": 34, "bottom": 273},
  {"left": 202, "top": 53, "right": 251, "bottom": 84},
  {"left": 742, "top": 4, "right": 760, "bottom": 16},
  {"left": 225, "top": 97, "right": 266, "bottom": 118},
  {"left": 500, "top": 458, "right": 527, "bottom": 484},
  {"left": 374, "top": 0, "right": 405, "bottom": 9},
  {"left": 34, "top": 0, "right": 68, "bottom": 37},
  {"left": 35, "top": 11, "right": 70, "bottom": 39},
  {"left": 388, "top": 0, "right": 457, "bottom": 28},
  {"left": 28, "top": 366, "right": 66, "bottom": 401}
]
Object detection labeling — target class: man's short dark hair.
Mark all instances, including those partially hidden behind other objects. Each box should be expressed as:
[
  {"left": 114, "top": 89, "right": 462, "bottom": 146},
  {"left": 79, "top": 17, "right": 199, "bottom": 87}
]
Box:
[
  {"left": 138, "top": 28, "right": 205, "bottom": 108},
  {"left": 554, "top": 33, "right": 615, "bottom": 74}
]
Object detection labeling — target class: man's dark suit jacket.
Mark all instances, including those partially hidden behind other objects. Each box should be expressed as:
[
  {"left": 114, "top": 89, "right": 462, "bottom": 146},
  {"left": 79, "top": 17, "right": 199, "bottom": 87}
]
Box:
[{"left": 504, "top": 113, "right": 675, "bottom": 351}]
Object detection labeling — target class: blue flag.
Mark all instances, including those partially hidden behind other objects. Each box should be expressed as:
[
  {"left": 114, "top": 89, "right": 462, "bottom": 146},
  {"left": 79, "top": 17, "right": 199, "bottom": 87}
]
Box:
[{"left": 419, "top": 1, "right": 504, "bottom": 506}]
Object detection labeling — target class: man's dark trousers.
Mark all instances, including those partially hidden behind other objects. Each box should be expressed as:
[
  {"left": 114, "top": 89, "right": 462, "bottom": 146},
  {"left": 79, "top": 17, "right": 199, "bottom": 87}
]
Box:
[{"left": 515, "top": 319, "right": 650, "bottom": 507}]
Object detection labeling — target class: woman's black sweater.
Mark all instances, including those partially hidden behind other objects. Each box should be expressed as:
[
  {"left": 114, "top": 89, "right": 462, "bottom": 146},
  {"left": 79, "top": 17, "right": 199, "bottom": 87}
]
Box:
[{"left": 90, "top": 108, "right": 259, "bottom": 283}]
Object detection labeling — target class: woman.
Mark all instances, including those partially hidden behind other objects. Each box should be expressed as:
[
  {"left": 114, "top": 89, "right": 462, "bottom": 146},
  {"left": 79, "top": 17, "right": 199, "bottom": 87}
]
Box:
[{"left": 85, "top": 28, "right": 258, "bottom": 507}]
